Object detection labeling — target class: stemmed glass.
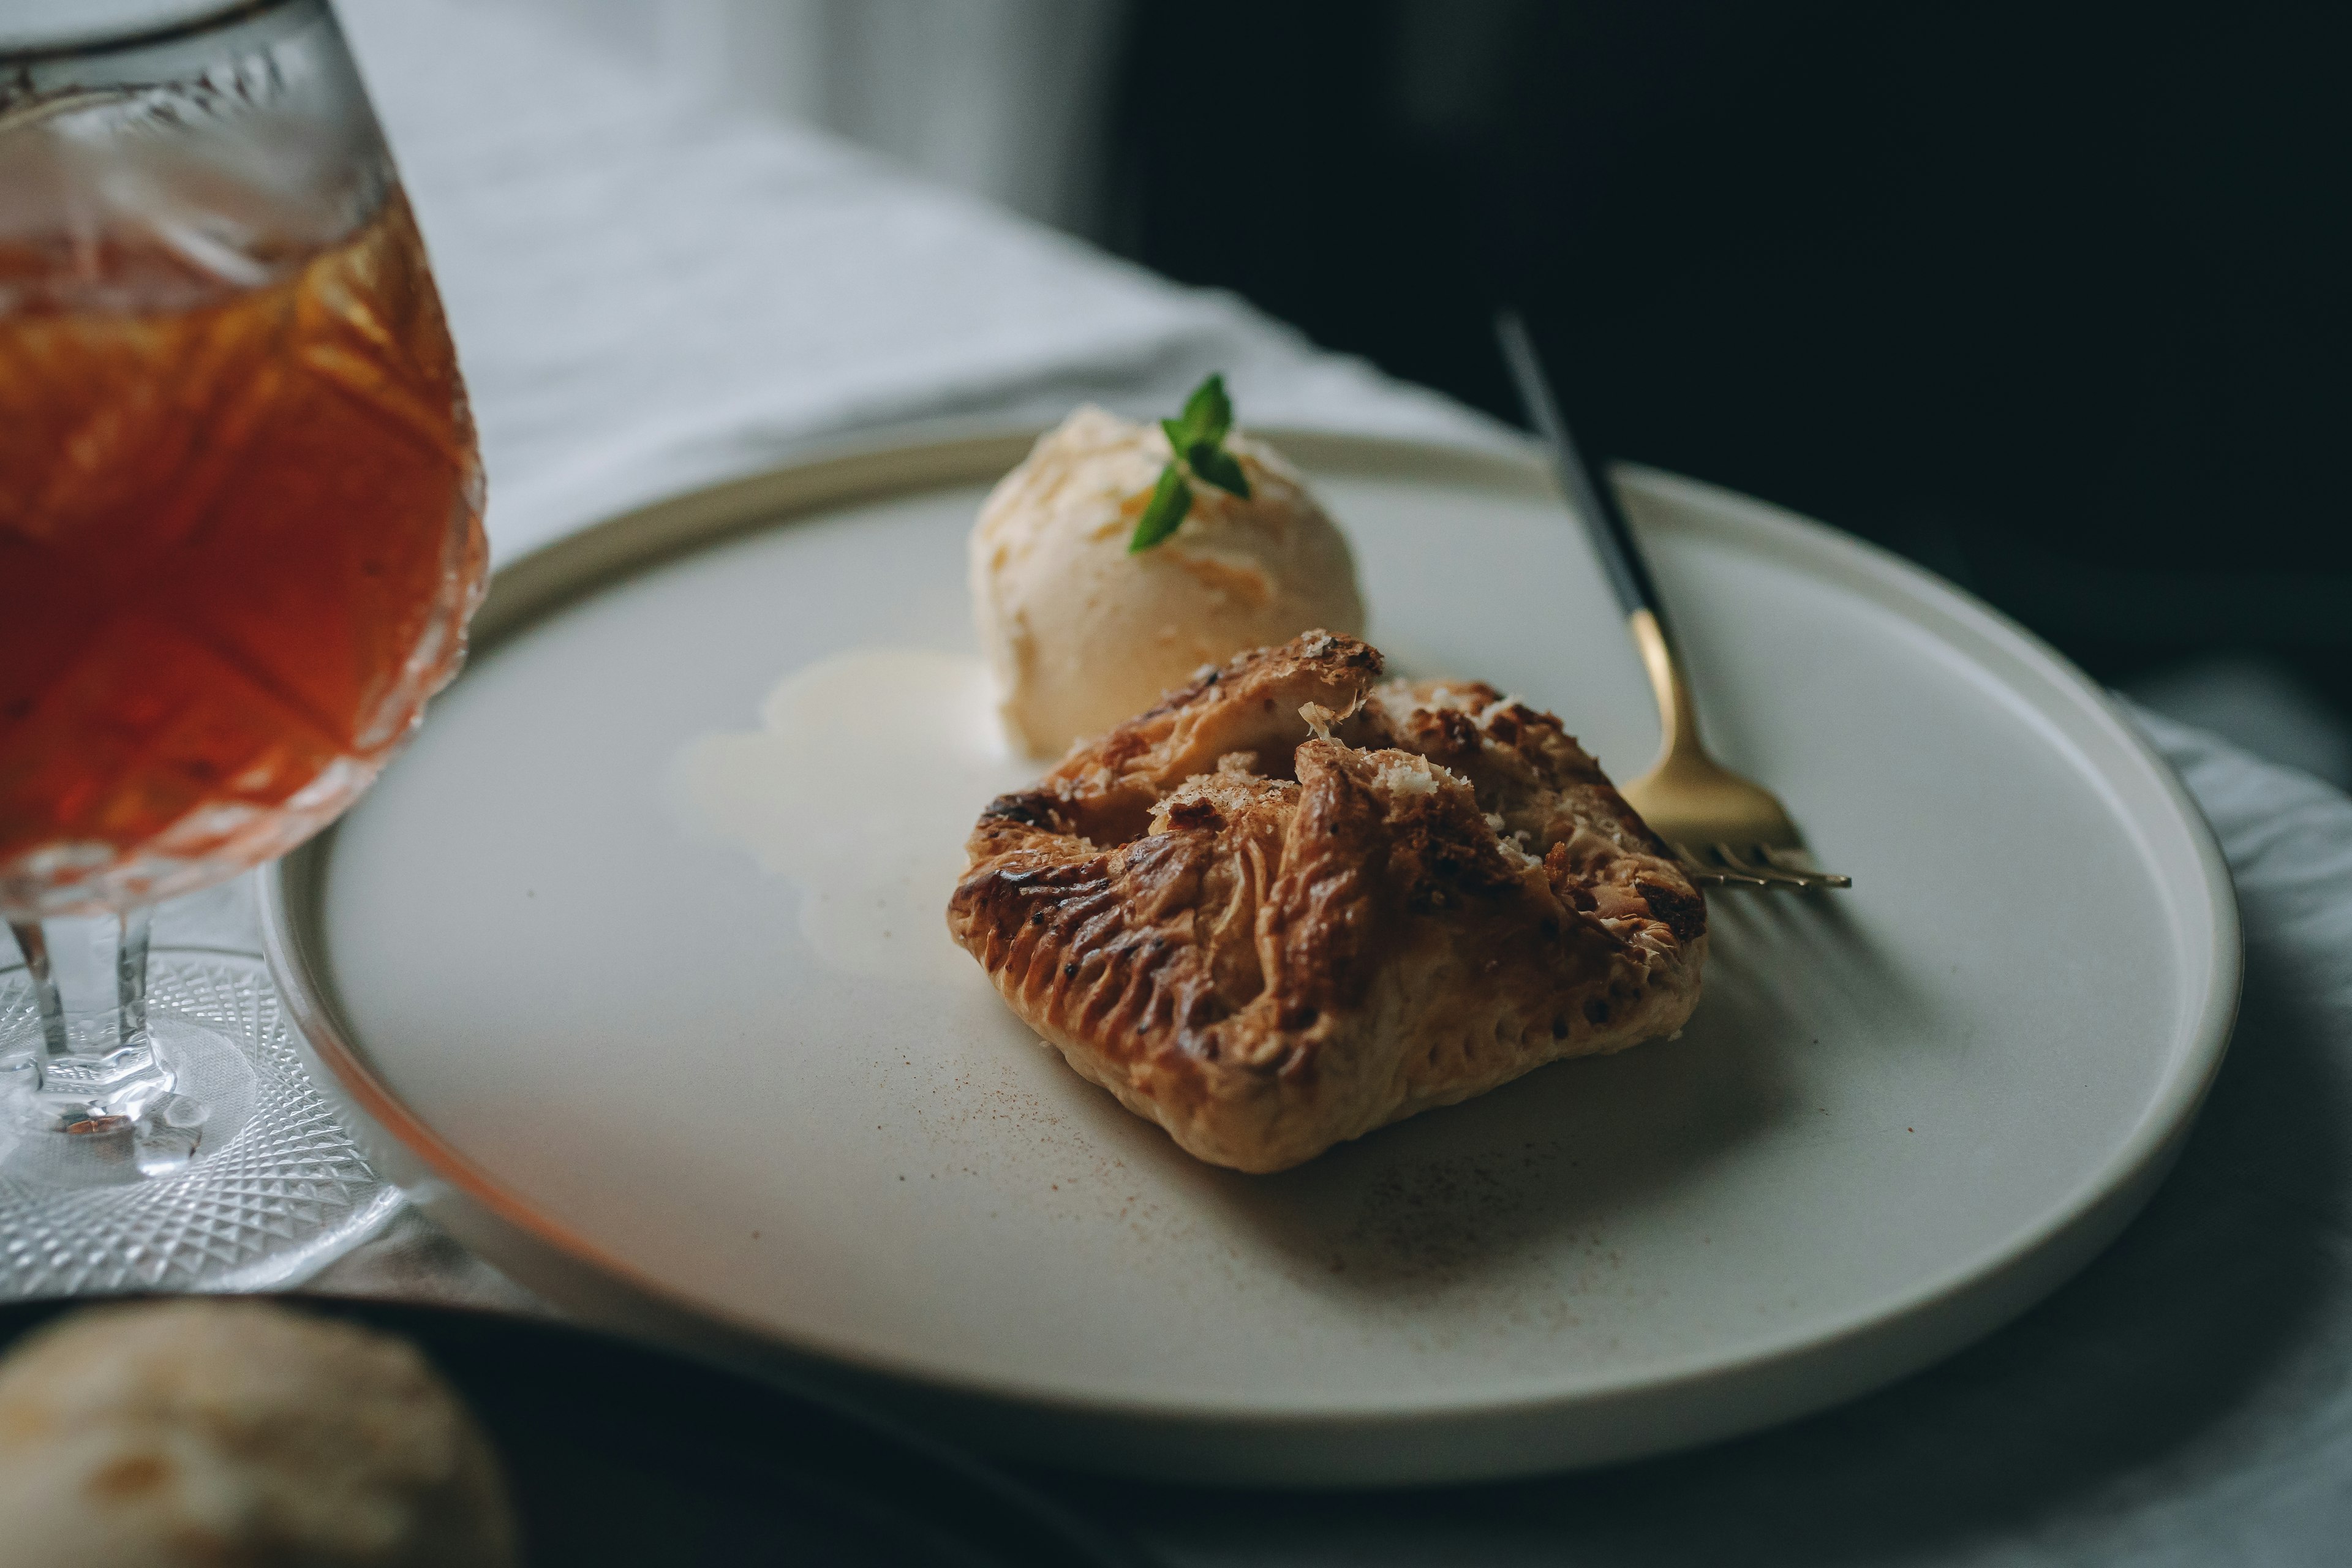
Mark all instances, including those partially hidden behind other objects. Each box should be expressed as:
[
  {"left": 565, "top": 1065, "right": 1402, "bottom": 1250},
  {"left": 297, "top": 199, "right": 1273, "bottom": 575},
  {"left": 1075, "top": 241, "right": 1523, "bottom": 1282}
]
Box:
[{"left": 0, "top": 1, "right": 483, "bottom": 1200}]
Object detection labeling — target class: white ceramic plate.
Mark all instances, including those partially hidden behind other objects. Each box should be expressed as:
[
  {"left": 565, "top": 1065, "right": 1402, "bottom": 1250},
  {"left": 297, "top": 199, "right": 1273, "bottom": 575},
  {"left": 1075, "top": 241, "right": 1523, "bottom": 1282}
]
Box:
[{"left": 263, "top": 430, "right": 2237, "bottom": 1486}]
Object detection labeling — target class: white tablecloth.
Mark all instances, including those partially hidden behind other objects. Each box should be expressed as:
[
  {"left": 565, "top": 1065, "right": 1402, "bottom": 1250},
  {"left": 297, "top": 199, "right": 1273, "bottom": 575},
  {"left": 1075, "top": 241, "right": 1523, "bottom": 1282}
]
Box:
[{"left": 246, "top": 2, "right": 2352, "bottom": 1559}]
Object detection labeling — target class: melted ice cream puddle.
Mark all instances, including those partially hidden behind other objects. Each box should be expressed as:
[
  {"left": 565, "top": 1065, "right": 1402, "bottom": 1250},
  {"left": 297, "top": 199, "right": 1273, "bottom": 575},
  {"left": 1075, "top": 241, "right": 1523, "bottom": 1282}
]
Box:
[{"left": 668, "top": 649, "right": 1033, "bottom": 981}]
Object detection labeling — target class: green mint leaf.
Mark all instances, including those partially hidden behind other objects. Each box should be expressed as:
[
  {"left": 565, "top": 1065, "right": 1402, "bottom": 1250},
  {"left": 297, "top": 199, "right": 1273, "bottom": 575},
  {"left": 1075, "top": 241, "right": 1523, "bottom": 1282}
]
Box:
[
  {"left": 1128, "top": 463, "right": 1193, "bottom": 552},
  {"left": 1180, "top": 374, "right": 1233, "bottom": 445},
  {"left": 1186, "top": 441, "right": 1251, "bottom": 499},
  {"left": 1160, "top": 417, "right": 1192, "bottom": 457}
]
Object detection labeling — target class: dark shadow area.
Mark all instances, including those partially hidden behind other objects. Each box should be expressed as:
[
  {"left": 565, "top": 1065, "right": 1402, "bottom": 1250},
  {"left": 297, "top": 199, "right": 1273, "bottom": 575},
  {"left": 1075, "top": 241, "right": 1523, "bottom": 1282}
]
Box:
[
  {"left": 1197, "top": 1015, "right": 1786, "bottom": 1302},
  {"left": 0, "top": 1295, "right": 1145, "bottom": 1568},
  {"left": 1107, "top": 1, "right": 2352, "bottom": 732},
  {"left": 1189, "top": 891, "right": 1929, "bottom": 1302}
]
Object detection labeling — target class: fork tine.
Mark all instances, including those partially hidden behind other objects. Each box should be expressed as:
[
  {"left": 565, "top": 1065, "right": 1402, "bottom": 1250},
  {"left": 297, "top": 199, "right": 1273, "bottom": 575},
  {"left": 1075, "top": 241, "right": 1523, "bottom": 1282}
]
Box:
[
  {"left": 1667, "top": 840, "right": 1856, "bottom": 892},
  {"left": 1724, "top": 844, "right": 1855, "bottom": 891},
  {"left": 1667, "top": 843, "right": 1724, "bottom": 884},
  {"left": 1754, "top": 845, "right": 1854, "bottom": 890},
  {"left": 1714, "top": 843, "right": 1815, "bottom": 889},
  {"left": 1678, "top": 842, "right": 1769, "bottom": 888}
]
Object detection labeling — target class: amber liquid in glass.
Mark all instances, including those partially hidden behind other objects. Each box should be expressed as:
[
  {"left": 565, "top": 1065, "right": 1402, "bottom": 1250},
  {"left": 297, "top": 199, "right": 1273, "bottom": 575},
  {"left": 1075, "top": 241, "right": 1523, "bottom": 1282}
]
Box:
[{"left": 0, "top": 192, "right": 486, "bottom": 916}]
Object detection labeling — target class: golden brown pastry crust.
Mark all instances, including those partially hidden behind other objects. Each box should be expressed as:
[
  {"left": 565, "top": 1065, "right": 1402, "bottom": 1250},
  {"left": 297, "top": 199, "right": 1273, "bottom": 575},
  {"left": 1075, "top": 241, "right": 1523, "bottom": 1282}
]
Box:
[{"left": 947, "top": 632, "right": 1707, "bottom": 1172}]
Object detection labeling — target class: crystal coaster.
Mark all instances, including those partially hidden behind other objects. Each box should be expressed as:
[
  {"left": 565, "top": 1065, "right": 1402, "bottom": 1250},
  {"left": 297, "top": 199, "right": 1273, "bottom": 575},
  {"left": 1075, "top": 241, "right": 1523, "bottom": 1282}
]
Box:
[{"left": 0, "top": 951, "right": 398, "bottom": 1295}]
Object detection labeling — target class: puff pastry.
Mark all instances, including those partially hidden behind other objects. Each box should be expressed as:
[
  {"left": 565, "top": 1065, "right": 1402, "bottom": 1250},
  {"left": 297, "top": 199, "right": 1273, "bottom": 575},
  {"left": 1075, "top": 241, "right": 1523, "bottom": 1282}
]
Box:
[{"left": 947, "top": 632, "right": 1707, "bottom": 1172}]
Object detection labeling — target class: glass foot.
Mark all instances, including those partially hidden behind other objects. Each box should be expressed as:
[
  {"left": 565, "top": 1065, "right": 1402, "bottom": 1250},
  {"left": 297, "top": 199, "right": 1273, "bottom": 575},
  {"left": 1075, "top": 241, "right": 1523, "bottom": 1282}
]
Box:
[
  {"left": 0, "top": 1009, "right": 260, "bottom": 1186},
  {"left": 0, "top": 952, "right": 398, "bottom": 1294}
]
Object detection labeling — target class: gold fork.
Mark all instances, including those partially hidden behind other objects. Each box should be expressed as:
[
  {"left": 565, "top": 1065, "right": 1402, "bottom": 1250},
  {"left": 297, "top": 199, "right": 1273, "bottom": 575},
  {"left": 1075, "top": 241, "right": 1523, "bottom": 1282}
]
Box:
[{"left": 1496, "top": 313, "right": 1852, "bottom": 891}]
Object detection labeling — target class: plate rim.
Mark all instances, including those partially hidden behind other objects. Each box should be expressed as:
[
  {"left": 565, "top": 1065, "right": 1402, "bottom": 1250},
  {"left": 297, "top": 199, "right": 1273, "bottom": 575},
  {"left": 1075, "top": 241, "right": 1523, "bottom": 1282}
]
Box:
[{"left": 260, "top": 424, "right": 2241, "bottom": 1476}]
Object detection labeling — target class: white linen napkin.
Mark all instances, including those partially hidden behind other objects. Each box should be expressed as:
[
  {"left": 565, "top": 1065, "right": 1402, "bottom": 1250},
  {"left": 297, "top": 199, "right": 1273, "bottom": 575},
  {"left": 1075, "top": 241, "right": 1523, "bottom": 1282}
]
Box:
[{"left": 335, "top": 0, "right": 1506, "bottom": 566}]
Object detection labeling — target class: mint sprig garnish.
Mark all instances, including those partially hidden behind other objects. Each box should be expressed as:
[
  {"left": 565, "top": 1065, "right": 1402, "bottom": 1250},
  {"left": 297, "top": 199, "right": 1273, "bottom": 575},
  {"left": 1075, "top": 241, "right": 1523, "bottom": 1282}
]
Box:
[
  {"left": 1129, "top": 374, "right": 1253, "bottom": 553},
  {"left": 1131, "top": 464, "right": 1192, "bottom": 551}
]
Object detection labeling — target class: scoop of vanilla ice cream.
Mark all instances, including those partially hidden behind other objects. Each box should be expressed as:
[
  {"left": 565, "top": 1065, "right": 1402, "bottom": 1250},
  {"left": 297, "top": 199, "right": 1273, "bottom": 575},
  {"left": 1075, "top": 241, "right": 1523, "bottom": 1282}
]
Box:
[
  {"left": 0, "top": 1300, "right": 516, "bottom": 1568},
  {"left": 971, "top": 405, "right": 1366, "bottom": 757}
]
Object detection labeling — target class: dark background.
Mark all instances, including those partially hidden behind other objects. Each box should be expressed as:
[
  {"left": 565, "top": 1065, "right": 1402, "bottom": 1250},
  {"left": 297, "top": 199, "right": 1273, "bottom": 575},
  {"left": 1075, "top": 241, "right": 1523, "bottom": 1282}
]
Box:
[{"left": 1104, "top": 0, "right": 2351, "bottom": 764}]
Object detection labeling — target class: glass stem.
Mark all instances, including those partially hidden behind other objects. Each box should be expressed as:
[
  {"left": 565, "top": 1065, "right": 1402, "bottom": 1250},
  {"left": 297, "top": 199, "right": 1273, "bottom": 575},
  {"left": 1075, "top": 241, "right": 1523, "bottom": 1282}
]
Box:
[
  {"left": 117, "top": 907, "right": 152, "bottom": 1054},
  {"left": 7, "top": 921, "right": 70, "bottom": 1059}
]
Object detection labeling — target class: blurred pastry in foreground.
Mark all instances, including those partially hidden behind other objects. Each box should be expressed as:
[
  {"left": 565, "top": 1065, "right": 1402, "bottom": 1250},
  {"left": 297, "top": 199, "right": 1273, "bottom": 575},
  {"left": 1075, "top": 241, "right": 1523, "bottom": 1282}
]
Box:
[
  {"left": 970, "top": 377, "right": 1366, "bottom": 758},
  {"left": 948, "top": 631, "right": 1707, "bottom": 1172},
  {"left": 0, "top": 1299, "right": 516, "bottom": 1568}
]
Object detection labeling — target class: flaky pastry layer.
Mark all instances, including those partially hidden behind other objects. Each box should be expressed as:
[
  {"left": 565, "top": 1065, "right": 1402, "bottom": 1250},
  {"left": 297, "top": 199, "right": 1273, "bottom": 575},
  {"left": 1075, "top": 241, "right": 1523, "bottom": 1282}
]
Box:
[{"left": 948, "top": 632, "right": 1707, "bottom": 1172}]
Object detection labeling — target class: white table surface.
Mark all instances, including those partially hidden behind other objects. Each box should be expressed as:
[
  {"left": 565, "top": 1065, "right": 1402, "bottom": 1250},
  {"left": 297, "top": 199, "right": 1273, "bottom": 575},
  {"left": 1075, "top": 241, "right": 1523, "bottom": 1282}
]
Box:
[{"left": 182, "top": 1, "right": 2352, "bottom": 1560}]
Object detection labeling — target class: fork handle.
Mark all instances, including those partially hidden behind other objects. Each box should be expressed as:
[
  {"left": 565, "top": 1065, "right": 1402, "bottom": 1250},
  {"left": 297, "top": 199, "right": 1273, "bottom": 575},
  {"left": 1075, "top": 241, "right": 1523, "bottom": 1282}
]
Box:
[
  {"left": 1494, "top": 311, "right": 1664, "bottom": 626},
  {"left": 1496, "top": 311, "right": 1704, "bottom": 767}
]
